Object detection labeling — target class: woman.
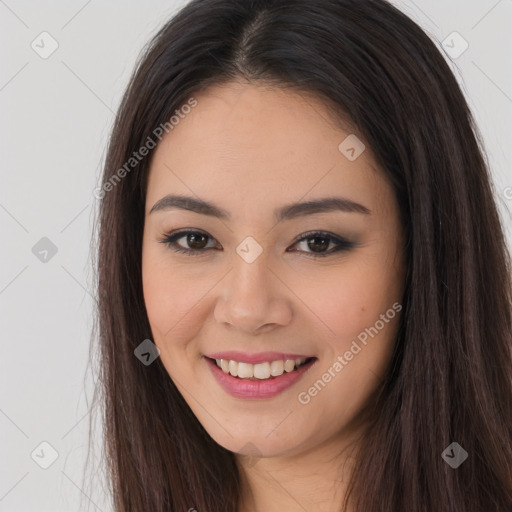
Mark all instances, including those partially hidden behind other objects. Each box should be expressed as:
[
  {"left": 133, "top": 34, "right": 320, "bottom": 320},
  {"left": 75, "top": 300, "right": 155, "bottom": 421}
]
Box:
[{"left": 90, "top": 0, "right": 512, "bottom": 510}]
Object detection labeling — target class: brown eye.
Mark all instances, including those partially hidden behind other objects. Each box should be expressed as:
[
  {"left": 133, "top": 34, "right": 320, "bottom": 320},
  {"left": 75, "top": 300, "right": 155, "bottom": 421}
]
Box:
[
  {"left": 159, "top": 229, "right": 355, "bottom": 258},
  {"left": 289, "top": 231, "right": 355, "bottom": 258},
  {"left": 186, "top": 232, "right": 209, "bottom": 250},
  {"left": 159, "top": 230, "right": 217, "bottom": 256},
  {"left": 305, "top": 235, "right": 330, "bottom": 253}
]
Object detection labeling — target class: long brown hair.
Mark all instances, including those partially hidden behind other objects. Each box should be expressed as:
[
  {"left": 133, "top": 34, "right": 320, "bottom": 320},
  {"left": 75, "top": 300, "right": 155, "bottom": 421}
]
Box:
[{"left": 87, "top": 0, "right": 512, "bottom": 510}]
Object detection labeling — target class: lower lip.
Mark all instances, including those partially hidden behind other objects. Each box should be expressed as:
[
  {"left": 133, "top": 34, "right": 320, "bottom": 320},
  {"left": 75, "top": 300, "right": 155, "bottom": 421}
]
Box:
[{"left": 204, "top": 356, "right": 317, "bottom": 399}]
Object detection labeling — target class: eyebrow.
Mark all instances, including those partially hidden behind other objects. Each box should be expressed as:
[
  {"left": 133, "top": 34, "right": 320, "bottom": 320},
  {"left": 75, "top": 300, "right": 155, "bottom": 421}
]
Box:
[{"left": 149, "top": 194, "right": 371, "bottom": 221}]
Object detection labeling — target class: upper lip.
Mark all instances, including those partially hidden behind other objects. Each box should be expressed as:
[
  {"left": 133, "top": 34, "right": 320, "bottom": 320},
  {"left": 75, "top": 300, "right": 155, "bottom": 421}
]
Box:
[{"left": 204, "top": 351, "right": 314, "bottom": 364}]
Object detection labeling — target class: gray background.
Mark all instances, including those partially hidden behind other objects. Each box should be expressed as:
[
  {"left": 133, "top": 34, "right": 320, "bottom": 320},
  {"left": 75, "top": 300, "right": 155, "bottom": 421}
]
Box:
[{"left": 1, "top": 1, "right": 511, "bottom": 511}]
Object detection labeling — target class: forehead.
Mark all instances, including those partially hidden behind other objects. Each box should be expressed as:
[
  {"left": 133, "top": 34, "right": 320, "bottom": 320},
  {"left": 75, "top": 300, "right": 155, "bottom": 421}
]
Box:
[{"left": 145, "top": 82, "right": 392, "bottom": 217}]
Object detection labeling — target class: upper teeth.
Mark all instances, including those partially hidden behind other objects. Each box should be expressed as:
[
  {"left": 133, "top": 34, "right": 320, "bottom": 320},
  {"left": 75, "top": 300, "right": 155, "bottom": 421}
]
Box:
[{"left": 215, "top": 358, "right": 307, "bottom": 379}]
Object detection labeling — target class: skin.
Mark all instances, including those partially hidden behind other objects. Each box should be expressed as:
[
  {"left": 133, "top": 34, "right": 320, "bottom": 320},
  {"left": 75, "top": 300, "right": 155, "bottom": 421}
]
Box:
[{"left": 141, "top": 80, "right": 406, "bottom": 512}]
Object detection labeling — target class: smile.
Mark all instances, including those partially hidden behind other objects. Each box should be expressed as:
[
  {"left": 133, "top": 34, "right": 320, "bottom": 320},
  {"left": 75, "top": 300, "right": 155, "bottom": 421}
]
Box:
[
  {"left": 204, "top": 356, "right": 317, "bottom": 399},
  {"left": 215, "top": 357, "right": 310, "bottom": 379}
]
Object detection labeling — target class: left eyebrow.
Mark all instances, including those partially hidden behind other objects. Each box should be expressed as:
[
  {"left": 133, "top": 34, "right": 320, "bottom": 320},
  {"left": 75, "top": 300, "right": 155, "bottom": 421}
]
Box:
[
  {"left": 275, "top": 197, "right": 371, "bottom": 221},
  {"left": 149, "top": 194, "right": 371, "bottom": 220}
]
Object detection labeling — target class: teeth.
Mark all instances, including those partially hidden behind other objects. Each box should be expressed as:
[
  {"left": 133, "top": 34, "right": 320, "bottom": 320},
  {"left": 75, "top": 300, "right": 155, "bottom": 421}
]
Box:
[
  {"left": 237, "top": 362, "right": 253, "bottom": 379},
  {"left": 228, "top": 360, "right": 238, "bottom": 377},
  {"left": 254, "top": 362, "right": 270, "bottom": 379},
  {"left": 214, "top": 357, "right": 308, "bottom": 379},
  {"left": 284, "top": 359, "right": 295, "bottom": 372},
  {"left": 270, "top": 360, "right": 284, "bottom": 376}
]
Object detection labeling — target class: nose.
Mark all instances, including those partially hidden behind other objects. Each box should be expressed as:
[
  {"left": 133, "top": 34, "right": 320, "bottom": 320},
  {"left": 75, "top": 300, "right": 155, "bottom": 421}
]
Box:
[{"left": 214, "top": 253, "right": 293, "bottom": 334}]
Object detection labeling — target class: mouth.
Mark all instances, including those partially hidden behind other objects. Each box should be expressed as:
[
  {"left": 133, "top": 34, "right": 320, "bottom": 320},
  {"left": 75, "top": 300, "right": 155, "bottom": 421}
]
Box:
[
  {"left": 205, "top": 356, "right": 317, "bottom": 380},
  {"left": 204, "top": 355, "right": 318, "bottom": 399}
]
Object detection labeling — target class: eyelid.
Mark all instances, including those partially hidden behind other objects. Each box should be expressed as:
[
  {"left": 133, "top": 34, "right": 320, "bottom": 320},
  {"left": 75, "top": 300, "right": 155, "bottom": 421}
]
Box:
[{"left": 158, "top": 229, "right": 355, "bottom": 257}]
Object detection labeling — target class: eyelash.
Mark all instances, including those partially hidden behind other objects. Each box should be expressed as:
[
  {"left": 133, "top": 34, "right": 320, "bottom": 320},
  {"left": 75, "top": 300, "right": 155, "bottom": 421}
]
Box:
[{"left": 158, "top": 229, "right": 355, "bottom": 258}]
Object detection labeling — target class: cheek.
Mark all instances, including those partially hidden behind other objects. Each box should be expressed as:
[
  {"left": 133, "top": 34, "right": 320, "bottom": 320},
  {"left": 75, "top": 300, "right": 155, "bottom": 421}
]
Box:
[
  {"left": 297, "top": 291, "right": 400, "bottom": 430},
  {"left": 295, "top": 255, "right": 402, "bottom": 345},
  {"left": 300, "top": 251, "right": 402, "bottom": 397},
  {"left": 142, "top": 271, "right": 206, "bottom": 347},
  {"left": 141, "top": 241, "right": 199, "bottom": 343}
]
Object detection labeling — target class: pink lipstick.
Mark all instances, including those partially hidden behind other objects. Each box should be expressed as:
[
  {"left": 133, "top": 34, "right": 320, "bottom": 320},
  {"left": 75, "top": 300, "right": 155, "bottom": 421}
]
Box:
[{"left": 204, "top": 355, "right": 317, "bottom": 399}]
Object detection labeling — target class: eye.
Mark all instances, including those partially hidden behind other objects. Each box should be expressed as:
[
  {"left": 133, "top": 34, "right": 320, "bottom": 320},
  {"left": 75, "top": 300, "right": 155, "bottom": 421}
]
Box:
[
  {"left": 289, "top": 230, "right": 356, "bottom": 257},
  {"left": 158, "top": 229, "right": 355, "bottom": 258},
  {"left": 159, "top": 229, "right": 218, "bottom": 256}
]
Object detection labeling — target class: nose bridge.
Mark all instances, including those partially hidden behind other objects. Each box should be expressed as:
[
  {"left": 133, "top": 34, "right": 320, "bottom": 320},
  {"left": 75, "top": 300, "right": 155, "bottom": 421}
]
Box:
[
  {"left": 214, "top": 246, "right": 292, "bottom": 333},
  {"left": 232, "top": 248, "right": 272, "bottom": 298}
]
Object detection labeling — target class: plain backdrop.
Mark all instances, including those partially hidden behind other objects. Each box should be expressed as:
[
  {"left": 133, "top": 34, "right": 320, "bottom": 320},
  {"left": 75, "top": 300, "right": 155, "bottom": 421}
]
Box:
[{"left": 1, "top": 1, "right": 511, "bottom": 510}]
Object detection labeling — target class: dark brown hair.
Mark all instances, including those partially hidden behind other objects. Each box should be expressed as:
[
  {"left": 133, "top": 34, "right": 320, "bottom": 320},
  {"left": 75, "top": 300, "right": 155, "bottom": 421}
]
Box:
[{"left": 87, "top": 0, "right": 512, "bottom": 510}]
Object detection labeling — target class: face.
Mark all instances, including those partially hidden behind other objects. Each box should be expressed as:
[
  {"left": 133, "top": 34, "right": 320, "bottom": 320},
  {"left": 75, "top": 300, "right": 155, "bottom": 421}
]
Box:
[{"left": 141, "top": 81, "right": 405, "bottom": 460}]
